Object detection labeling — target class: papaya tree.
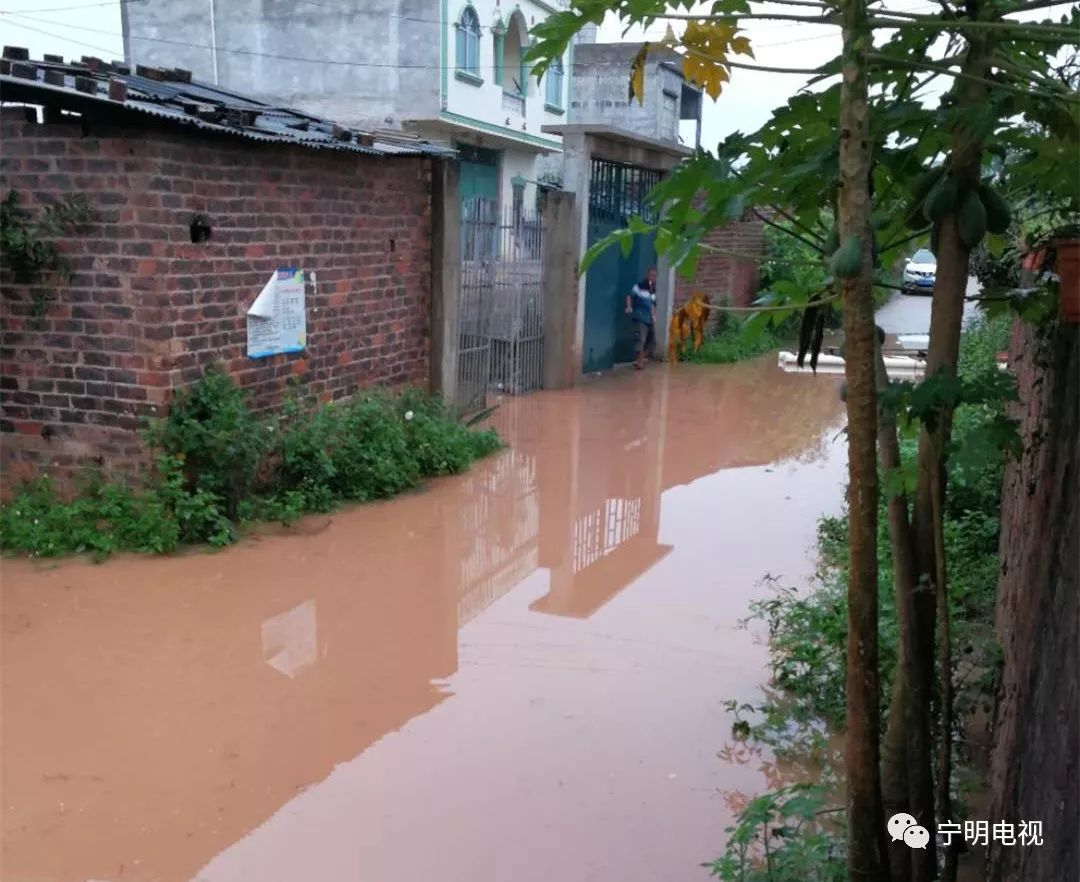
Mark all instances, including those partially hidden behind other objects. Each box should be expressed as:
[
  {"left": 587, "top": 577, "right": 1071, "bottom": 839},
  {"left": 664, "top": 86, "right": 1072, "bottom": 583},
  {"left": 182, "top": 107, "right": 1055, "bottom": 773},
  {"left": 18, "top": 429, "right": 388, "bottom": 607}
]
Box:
[{"left": 529, "top": 3, "right": 1078, "bottom": 881}]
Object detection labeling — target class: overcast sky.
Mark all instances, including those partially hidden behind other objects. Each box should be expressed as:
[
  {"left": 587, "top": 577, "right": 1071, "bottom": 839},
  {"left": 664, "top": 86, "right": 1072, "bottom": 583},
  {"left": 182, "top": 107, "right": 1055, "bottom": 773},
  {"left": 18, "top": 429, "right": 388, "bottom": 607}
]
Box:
[{"left": 0, "top": 1, "right": 1060, "bottom": 151}]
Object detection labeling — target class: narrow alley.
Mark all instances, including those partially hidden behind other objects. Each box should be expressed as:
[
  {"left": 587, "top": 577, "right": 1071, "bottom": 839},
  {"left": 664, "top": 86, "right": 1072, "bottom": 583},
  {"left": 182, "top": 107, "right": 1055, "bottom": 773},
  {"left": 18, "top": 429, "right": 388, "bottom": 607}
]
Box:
[{"left": 2, "top": 360, "right": 847, "bottom": 882}]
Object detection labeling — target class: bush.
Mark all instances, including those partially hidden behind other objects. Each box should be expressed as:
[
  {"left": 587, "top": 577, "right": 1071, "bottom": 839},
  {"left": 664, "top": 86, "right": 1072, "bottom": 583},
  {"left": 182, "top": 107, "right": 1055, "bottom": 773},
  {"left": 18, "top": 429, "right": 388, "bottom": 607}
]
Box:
[
  {"left": 143, "top": 365, "right": 268, "bottom": 519},
  {"left": 680, "top": 322, "right": 780, "bottom": 364},
  {"left": 715, "top": 315, "right": 1013, "bottom": 879},
  {"left": 0, "top": 368, "right": 503, "bottom": 558},
  {"left": 706, "top": 784, "right": 845, "bottom": 882},
  {"left": 744, "top": 314, "right": 1011, "bottom": 736}
]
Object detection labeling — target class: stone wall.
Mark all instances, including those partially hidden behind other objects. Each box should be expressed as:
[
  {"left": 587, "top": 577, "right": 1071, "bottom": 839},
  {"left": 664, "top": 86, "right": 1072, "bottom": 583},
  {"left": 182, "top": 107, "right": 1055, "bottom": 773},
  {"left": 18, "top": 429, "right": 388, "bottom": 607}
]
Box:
[{"left": 0, "top": 117, "right": 432, "bottom": 488}]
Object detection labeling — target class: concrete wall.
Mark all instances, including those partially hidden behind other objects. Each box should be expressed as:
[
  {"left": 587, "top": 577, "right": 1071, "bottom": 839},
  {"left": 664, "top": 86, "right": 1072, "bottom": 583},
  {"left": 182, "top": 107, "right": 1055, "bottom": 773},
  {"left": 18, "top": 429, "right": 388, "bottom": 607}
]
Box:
[
  {"left": 0, "top": 118, "right": 434, "bottom": 487},
  {"left": 569, "top": 44, "right": 686, "bottom": 145},
  {"left": 499, "top": 149, "right": 540, "bottom": 216},
  {"left": 123, "top": 0, "right": 567, "bottom": 142},
  {"left": 122, "top": 0, "right": 440, "bottom": 129},
  {"left": 441, "top": 1, "right": 568, "bottom": 150}
]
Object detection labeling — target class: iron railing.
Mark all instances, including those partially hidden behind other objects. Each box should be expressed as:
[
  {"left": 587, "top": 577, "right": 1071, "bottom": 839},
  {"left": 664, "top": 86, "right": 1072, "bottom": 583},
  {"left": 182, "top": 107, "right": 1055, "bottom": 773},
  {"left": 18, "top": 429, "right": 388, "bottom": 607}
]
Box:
[
  {"left": 456, "top": 198, "right": 545, "bottom": 413},
  {"left": 502, "top": 91, "right": 525, "bottom": 115}
]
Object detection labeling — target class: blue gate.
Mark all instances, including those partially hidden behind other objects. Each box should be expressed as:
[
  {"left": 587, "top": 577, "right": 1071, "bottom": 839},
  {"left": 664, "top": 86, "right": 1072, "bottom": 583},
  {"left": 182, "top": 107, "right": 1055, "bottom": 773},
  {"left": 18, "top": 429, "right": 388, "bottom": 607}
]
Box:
[{"left": 583, "top": 159, "right": 661, "bottom": 373}]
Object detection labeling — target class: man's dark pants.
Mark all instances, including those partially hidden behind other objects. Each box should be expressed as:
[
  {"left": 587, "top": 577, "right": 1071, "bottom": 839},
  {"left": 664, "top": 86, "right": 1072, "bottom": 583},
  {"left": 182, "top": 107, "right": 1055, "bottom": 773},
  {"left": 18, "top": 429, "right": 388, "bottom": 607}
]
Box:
[{"left": 633, "top": 319, "right": 656, "bottom": 360}]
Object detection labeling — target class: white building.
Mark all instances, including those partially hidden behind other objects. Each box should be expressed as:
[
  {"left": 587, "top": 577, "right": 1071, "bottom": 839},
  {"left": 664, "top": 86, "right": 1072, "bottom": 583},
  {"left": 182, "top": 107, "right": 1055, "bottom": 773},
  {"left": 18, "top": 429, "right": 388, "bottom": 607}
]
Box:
[{"left": 122, "top": 0, "right": 571, "bottom": 217}]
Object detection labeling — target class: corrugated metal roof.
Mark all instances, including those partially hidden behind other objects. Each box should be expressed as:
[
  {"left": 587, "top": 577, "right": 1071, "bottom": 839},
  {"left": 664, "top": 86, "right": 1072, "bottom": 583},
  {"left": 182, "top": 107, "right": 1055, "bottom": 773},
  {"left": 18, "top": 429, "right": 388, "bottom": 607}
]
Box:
[{"left": 0, "top": 51, "right": 453, "bottom": 158}]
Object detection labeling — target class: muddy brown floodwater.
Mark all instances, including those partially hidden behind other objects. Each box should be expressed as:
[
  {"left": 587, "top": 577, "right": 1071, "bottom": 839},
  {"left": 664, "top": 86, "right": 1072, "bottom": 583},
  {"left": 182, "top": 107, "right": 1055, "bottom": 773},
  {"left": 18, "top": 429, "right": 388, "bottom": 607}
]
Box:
[{"left": 2, "top": 359, "right": 847, "bottom": 882}]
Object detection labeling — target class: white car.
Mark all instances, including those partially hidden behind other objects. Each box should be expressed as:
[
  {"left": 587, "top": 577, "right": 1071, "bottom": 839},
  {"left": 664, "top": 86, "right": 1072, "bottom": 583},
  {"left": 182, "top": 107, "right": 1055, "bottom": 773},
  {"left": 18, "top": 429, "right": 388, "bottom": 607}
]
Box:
[{"left": 902, "top": 248, "right": 937, "bottom": 295}]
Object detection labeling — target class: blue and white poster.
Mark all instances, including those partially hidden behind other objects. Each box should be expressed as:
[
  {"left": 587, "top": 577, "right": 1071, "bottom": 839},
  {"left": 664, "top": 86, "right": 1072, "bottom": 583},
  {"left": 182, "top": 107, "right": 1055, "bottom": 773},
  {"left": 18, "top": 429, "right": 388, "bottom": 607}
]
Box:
[{"left": 247, "top": 268, "right": 307, "bottom": 359}]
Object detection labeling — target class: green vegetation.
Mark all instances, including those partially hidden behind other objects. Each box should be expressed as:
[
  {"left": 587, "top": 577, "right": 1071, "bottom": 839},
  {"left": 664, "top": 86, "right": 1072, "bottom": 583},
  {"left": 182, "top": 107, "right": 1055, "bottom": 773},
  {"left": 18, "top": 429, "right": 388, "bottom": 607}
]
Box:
[
  {"left": 0, "top": 368, "right": 501, "bottom": 559},
  {"left": 1, "top": 190, "right": 96, "bottom": 314},
  {"left": 708, "top": 315, "right": 1012, "bottom": 880},
  {"left": 679, "top": 321, "right": 781, "bottom": 364},
  {"left": 705, "top": 784, "right": 845, "bottom": 882}
]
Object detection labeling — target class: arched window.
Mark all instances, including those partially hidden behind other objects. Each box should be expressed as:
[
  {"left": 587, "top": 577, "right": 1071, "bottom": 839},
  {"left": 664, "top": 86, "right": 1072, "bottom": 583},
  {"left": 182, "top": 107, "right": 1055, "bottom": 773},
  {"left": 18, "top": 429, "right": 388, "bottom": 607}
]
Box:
[
  {"left": 545, "top": 57, "right": 564, "bottom": 109},
  {"left": 455, "top": 7, "right": 481, "bottom": 76}
]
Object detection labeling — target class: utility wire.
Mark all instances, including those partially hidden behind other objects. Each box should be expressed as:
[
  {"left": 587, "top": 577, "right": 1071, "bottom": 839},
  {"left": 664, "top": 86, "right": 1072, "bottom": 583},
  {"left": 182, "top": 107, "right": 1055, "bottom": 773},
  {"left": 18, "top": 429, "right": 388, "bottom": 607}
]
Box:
[
  {"left": 0, "top": 0, "right": 142, "bottom": 12},
  {"left": 4, "top": 9, "right": 850, "bottom": 70}
]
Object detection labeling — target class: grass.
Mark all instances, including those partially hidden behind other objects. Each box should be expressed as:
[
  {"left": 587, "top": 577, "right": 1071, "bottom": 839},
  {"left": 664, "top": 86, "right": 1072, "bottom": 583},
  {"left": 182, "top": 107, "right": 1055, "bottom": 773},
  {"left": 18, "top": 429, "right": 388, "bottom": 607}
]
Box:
[
  {"left": 677, "top": 323, "right": 782, "bottom": 364},
  {"left": 0, "top": 370, "right": 503, "bottom": 559},
  {"left": 705, "top": 313, "right": 1014, "bottom": 881}
]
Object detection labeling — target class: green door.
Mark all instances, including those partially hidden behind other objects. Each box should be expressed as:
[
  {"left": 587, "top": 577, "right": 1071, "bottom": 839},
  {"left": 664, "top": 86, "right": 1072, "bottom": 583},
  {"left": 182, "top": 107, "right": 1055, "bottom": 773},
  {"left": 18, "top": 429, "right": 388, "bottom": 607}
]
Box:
[
  {"left": 583, "top": 159, "right": 660, "bottom": 373},
  {"left": 457, "top": 144, "right": 500, "bottom": 210}
]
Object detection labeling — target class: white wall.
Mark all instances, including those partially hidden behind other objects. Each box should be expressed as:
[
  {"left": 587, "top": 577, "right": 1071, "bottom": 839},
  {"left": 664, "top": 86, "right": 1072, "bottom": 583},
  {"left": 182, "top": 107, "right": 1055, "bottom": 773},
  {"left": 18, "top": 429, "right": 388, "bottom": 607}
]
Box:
[
  {"left": 500, "top": 150, "right": 540, "bottom": 217},
  {"left": 443, "top": 0, "right": 567, "bottom": 159}
]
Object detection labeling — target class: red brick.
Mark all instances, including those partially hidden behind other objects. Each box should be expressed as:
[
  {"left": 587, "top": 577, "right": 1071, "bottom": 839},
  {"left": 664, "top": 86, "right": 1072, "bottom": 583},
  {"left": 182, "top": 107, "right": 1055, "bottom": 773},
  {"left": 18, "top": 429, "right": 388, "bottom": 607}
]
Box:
[{"left": 2, "top": 118, "right": 432, "bottom": 490}]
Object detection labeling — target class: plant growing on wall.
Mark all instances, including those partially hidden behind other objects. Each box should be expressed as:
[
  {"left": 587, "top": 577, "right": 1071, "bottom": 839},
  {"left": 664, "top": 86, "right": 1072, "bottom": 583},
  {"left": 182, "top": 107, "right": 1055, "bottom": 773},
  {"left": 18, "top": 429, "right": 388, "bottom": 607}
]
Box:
[{"left": 0, "top": 190, "right": 95, "bottom": 314}]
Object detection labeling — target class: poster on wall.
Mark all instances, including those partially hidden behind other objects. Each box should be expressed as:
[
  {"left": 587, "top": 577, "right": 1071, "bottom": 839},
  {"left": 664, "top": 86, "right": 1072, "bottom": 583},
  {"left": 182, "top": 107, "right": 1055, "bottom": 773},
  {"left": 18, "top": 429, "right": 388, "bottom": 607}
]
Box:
[{"left": 247, "top": 268, "right": 307, "bottom": 359}]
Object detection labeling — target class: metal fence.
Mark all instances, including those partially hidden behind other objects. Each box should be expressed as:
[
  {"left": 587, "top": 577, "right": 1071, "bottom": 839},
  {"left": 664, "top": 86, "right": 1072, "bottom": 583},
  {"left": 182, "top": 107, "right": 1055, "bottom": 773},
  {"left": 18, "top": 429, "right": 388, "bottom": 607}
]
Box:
[{"left": 456, "top": 197, "right": 544, "bottom": 413}]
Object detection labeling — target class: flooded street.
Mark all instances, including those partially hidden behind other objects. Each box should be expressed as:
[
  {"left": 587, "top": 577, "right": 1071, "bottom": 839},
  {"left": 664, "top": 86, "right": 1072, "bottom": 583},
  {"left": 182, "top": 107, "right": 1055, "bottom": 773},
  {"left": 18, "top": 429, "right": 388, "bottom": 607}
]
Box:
[{"left": 2, "top": 359, "right": 847, "bottom": 882}]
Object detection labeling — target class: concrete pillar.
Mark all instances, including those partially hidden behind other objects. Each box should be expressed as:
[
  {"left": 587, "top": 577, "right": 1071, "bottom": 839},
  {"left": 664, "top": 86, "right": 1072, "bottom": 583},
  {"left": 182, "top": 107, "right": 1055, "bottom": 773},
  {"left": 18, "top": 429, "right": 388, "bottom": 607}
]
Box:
[
  {"left": 541, "top": 189, "right": 579, "bottom": 390},
  {"left": 430, "top": 159, "right": 461, "bottom": 406},
  {"left": 560, "top": 131, "right": 592, "bottom": 376},
  {"left": 656, "top": 252, "right": 676, "bottom": 353}
]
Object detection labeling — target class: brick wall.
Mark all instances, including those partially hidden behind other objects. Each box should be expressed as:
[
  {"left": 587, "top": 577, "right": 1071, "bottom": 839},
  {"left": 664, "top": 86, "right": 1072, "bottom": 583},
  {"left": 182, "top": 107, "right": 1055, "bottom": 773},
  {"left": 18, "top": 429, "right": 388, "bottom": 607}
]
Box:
[
  {"left": 673, "top": 215, "right": 765, "bottom": 312},
  {"left": 0, "top": 117, "right": 432, "bottom": 488}
]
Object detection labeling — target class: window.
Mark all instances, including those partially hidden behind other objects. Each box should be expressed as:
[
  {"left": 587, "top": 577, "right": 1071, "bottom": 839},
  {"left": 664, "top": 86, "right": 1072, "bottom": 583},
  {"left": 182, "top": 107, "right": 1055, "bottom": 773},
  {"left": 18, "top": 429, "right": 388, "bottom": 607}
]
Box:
[
  {"left": 545, "top": 57, "right": 564, "bottom": 109},
  {"left": 455, "top": 7, "right": 481, "bottom": 77}
]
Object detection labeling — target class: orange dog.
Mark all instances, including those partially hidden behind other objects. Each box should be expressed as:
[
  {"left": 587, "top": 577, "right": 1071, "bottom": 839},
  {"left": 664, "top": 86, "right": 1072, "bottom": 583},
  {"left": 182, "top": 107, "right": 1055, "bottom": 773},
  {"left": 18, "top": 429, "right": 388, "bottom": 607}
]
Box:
[{"left": 667, "top": 292, "right": 712, "bottom": 363}]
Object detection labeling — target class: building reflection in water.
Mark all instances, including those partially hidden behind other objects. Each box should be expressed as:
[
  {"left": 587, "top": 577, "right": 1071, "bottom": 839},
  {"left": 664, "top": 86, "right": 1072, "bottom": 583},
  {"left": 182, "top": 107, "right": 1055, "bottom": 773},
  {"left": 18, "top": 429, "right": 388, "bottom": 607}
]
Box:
[
  {"left": 0, "top": 359, "right": 844, "bottom": 882},
  {"left": 453, "top": 360, "right": 842, "bottom": 625},
  {"left": 261, "top": 599, "right": 318, "bottom": 679}
]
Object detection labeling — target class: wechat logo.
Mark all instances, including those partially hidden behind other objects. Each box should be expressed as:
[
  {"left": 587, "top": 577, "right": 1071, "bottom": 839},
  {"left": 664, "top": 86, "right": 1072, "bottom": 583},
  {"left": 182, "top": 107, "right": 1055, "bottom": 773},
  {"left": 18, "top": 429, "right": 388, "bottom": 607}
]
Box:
[{"left": 889, "top": 813, "right": 930, "bottom": 849}]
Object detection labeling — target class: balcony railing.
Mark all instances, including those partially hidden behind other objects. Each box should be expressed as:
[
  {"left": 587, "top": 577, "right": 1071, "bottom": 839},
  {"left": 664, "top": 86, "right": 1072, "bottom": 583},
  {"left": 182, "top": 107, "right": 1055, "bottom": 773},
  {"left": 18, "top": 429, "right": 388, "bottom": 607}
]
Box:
[{"left": 502, "top": 91, "right": 525, "bottom": 115}]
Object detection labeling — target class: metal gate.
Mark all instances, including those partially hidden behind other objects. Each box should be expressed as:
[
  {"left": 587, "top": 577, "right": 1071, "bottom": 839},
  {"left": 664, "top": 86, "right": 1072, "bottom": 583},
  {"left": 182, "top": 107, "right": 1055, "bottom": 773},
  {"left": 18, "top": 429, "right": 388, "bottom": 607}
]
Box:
[
  {"left": 583, "top": 159, "right": 662, "bottom": 373},
  {"left": 456, "top": 197, "right": 544, "bottom": 413}
]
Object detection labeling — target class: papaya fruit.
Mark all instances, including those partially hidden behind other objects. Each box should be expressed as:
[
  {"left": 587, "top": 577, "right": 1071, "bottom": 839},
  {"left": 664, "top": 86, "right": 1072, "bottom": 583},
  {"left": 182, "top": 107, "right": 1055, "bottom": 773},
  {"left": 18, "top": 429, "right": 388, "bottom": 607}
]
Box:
[
  {"left": 829, "top": 235, "right": 863, "bottom": 280},
  {"left": 957, "top": 188, "right": 988, "bottom": 248},
  {"left": 823, "top": 225, "right": 840, "bottom": 256},
  {"left": 923, "top": 173, "right": 960, "bottom": 224},
  {"left": 903, "top": 168, "right": 945, "bottom": 229},
  {"left": 905, "top": 202, "right": 930, "bottom": 231},
  {"left": 912, "top": 167, "right": 944, "bottom": 203},
  {"left": 979, "top": 184, "right": 1012, "bottom": 234}
]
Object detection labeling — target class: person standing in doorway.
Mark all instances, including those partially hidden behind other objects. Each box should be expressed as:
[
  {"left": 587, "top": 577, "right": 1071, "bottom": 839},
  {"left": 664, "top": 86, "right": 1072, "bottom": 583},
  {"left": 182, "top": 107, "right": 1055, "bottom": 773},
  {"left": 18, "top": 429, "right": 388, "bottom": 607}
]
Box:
[{"left": 625, "top": 266, "right": 658, "bottom": 370}]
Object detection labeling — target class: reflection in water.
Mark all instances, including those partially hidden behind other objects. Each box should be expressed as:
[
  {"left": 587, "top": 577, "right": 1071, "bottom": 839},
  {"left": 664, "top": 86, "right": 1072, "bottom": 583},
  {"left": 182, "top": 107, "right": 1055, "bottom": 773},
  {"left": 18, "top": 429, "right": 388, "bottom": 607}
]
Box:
[
  {"left": 1, "top": 359, "right": 845, "bottom": 882},
  {"left": 261, "top": 600, "right": 317, "bottom": 679}
]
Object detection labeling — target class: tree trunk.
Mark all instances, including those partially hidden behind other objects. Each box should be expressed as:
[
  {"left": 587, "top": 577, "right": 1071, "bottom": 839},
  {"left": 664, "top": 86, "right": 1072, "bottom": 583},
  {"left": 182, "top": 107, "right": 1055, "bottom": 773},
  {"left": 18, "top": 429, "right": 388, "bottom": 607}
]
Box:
[
  {"left": 876, "top": 341, "right": 922, "bottom": 882},
  {"left": 839, "top": 2, "right": 887, "bottom": 879},
  {"left": 893, "top": 19, "right": 995, "bottom": 881},
  {"left": 931, "top": 457, "right": 958, "bottom": 882}
]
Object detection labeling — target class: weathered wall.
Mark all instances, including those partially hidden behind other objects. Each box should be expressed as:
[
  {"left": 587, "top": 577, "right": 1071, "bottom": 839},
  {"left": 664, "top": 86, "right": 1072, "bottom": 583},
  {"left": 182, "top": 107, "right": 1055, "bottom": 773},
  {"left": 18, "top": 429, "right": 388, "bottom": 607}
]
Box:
[
  {"left": 0, "top": 117, "right": 432, "bottom": 487},
  {"left": 987, "top": 319, "right": 1079, "bottom": 882},
  {"left": 122, "top": 0, "right": 440, "bottom": 130},
  {"left": 569, "top": 44, "right": 686, "bottom": 145},
  {"left": 674, "top": 215, "right": 765, "bottom": 311}
]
